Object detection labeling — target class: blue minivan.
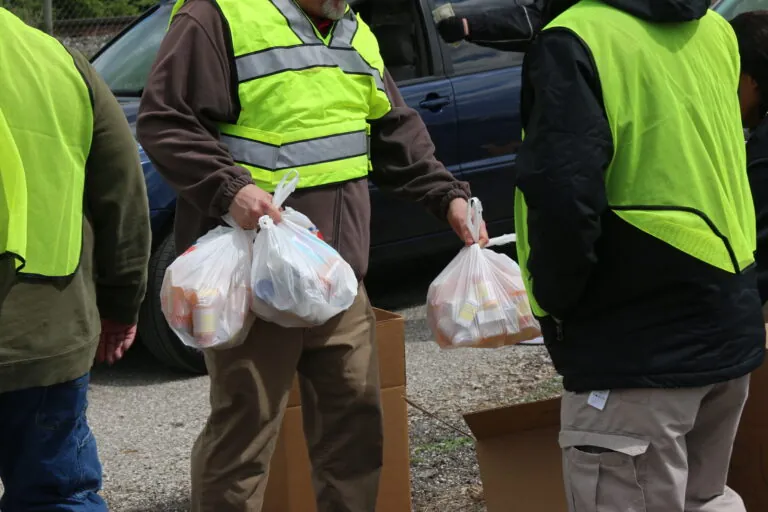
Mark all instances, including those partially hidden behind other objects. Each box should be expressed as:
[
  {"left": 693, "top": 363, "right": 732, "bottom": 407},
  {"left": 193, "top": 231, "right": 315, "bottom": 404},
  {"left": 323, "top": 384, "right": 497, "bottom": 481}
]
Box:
[{"left": 90, "top": 0, "right": 760, "bottom": 372}]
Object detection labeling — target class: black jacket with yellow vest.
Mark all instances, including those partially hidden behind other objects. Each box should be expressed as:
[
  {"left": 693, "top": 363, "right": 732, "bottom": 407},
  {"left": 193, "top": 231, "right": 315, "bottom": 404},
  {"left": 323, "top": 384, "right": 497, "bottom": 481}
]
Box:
[{"left": 516, "top": 0, "right": 765, "bottom": 392}]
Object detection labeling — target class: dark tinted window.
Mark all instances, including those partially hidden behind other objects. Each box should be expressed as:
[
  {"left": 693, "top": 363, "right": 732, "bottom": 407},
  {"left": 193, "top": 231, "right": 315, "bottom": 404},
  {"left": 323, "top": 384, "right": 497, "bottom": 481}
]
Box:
[
  {"left": 433, "top": 0, "right": 524, "bottom": 75},
  {"left": 357, "top": 0, "right": 432, "bottom": 82}
]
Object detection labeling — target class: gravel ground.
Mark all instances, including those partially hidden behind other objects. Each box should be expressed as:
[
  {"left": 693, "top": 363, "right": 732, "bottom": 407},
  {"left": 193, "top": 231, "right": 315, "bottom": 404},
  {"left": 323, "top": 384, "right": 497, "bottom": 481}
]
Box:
[
  {"left": 400, "top": 304, "right": 559, "bottom": 511},
  {"left": 59, "top": 35, "right": 114, "bottom": 58},
  {"left": 2, "top": 258, "right": 560, "bottom": 511}
]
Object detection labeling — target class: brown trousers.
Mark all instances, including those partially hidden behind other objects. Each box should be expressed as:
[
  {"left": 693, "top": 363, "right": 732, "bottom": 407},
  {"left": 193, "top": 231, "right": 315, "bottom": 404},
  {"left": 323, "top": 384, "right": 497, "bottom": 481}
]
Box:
[
  {"left": 190, "top": 286, "right": 382, "bottom": 512},
  {"left": 560, "top": 376, "right": 750, "bottom": 512}
]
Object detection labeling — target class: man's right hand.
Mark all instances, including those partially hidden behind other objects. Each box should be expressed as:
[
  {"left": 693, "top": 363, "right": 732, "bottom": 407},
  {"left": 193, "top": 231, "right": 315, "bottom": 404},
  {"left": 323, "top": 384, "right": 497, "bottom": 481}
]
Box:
[
  {"left": 436, "top": 16, "right": 469, "bottom": 44},
  {"left": 229, "top": 184, "right": 282, "bottom": 229}
]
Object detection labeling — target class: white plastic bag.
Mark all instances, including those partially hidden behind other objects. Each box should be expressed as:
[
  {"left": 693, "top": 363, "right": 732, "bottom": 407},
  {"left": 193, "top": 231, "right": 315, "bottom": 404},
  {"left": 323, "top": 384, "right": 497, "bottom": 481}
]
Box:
[
  {"left": 160, "top": 219, "right": 255, "bottom": 350},
  {"left": 250, "top": 171, "right": 358, "bottom": 328},
  {"left": 427, "top": 198, "right": 541, "bottom": 349}
]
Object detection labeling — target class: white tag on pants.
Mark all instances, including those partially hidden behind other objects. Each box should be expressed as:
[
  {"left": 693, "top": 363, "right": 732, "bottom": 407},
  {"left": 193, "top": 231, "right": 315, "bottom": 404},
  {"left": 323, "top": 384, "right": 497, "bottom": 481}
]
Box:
[{"left": 588, "top": 390, "right": 610, "bottom": 411}]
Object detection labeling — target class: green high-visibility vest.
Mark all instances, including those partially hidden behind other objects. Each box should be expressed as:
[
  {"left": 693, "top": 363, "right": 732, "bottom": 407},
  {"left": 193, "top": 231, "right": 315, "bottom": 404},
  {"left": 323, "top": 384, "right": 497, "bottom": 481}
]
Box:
[
  {"left": 0, "top": 108, "right": 27, "bottom": 271},
  {"left": 170, "top": 0, "right": 392, "bottom": 192},
  {"left": 0, "top": 8, "right": 93, "bottom": 278},
  {"left": 515, "top": 0, "right": 753, "bottom": 317}
]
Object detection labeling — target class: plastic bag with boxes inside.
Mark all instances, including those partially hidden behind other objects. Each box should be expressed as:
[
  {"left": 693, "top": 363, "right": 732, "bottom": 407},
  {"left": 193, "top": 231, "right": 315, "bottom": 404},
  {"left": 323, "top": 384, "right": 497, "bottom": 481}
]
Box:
[
  {"left": 160, "top": 219, "right": 255, "bottom": 350},
  {"left": 250, "top": 171, "right": 358, "bottom": 328},
  {"left": 427, "top": 198, "right": 541, "bottom": 348}
]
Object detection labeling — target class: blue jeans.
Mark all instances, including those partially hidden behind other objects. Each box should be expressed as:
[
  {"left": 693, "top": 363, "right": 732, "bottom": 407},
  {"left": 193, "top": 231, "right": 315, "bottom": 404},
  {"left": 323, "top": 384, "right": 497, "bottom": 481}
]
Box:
[{"left": 0, "top": 374, "right": 107, "bottom": 511}]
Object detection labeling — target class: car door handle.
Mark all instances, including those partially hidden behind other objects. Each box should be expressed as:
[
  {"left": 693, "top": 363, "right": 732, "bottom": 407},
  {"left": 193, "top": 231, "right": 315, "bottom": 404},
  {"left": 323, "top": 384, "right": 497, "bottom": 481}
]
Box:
[{"left": 419, "top": 94, "right": 451, "bottom": 112}]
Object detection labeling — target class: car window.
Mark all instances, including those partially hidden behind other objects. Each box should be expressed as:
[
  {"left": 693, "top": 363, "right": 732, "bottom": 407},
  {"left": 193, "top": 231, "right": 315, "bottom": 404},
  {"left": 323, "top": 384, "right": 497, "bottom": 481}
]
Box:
[
  {"left": 432, "top": 0, "right": 525, "bottom": 76},
  {"left": 715, "top": 0, "right": 768, "bottom": 19},
  {"left": 91, "top": 4, "right": 173, "bottom": 96},
  {"left": 355, "top": 0, "right": 433, "bottom": 82}
]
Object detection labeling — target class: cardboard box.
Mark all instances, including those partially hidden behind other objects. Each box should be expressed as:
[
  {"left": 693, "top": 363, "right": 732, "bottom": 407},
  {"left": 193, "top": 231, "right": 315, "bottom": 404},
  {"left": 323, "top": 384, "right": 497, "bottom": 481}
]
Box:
[
  {"left": 263, "top": 309, "right": 411, "bottom": 512},
  {"left": 463, "top": 397, "right": 565, "bottom": 512},
  {"left": 728, "top": 341, "right": 768, "bottom": 511},
  {"left": 463, "top": 341, "right": 768, "bottom": 512}
]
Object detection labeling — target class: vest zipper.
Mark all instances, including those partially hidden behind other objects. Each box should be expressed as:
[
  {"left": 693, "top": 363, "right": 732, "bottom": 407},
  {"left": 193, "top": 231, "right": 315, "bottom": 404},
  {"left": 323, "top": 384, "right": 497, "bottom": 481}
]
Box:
[{"left": 554, "top": 318, "right": 564, "bottom": 341}]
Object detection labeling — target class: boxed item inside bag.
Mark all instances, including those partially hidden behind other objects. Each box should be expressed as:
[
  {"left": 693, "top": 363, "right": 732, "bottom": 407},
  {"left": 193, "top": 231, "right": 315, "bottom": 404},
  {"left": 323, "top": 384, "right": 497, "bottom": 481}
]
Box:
[{"left": 160, "top": 220, "right": 255, "bottom": 350}]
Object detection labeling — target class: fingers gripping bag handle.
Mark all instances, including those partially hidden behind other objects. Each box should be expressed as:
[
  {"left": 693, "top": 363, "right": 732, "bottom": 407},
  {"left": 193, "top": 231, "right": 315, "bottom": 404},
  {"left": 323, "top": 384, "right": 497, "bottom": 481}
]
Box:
[
  {"left": 465, "top": 197, "right": 517, "bottom": 248},
  {"left": 466, "top": 197, "right": 483, "bottom": 245},
  {"left": 257, "top": 170, "right": 300, "bottom": 231}
]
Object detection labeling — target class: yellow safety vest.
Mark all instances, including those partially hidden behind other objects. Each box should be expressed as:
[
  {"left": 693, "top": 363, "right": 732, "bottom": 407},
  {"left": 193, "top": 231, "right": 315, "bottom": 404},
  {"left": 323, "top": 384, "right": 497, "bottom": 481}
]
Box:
[
  {"left": 171, "top": 0, "right": 392, "bottom": 192},
  {"left": 515, "top": 0, "right": 753, "bottom": 317},
  {"left": 0, "top": 108, "right": 27, "bottom": 271},
  {"left": 0, "top": 8, "right": 93, "bottom": 277}
]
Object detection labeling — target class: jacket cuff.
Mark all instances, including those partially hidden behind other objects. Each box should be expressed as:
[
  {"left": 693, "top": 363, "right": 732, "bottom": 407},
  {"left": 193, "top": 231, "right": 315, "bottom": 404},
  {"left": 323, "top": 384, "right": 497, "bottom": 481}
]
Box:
[
  {"left": 438, "top": 181, "right": 471, "bottom": 221},
  {"left": 214, "top": 170, "right": 254, "bottom": 218},
  {"left": 97, "top": 284, "right": 147, "bottom": 325}
]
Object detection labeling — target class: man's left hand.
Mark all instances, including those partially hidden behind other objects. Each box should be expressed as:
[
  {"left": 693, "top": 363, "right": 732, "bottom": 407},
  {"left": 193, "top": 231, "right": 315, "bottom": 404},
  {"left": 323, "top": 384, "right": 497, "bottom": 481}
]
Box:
[
  {"left": 96, "top": 320, "right": 138, "bottom": 365},
  {"left": 447, "top": 197, "right": 489, "bottom": 247}
]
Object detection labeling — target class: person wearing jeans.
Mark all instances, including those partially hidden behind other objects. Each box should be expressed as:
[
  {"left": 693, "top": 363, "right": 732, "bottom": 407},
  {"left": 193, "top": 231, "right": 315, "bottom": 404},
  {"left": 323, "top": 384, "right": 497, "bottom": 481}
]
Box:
[
  {"left": 0, "top": 8, "right": 151, "bottom": 511},
  {"left": 0, "top": 375, "right": 104, "bottom": 510}
]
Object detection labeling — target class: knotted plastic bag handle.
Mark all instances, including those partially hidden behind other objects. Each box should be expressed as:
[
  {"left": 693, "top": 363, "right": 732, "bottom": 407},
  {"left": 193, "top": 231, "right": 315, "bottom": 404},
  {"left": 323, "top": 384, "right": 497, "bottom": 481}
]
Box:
[
  {"left": 272, "top": 170, "right": 300, "bottom": 209},
  {"left": 486, "top": 233, "right": 516, "bottom": 248},
  {"left": 465, "top": 196, "right": 517, "bottom": 247},
  {"left": 466, "top": 197, "right": 483, "bottom": 244}
]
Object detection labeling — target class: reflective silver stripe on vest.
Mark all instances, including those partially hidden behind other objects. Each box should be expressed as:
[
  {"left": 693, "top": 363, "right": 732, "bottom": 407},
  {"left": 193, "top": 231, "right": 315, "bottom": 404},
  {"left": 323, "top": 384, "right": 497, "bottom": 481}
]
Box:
[
  {"left": 221, "top": 136, "right": 279, "bottom": 171},
  {"left": 271, "top": 0, "right": 316, "bottom": 44},
  {"left": 222, "top": 130, "right": 369, "bottom": 171},
  {"left": 329, "top": 9, "right": 358, "bottom": 48},
  {"left": 236, "top": 45, "right": 385, "bottom": 91}
]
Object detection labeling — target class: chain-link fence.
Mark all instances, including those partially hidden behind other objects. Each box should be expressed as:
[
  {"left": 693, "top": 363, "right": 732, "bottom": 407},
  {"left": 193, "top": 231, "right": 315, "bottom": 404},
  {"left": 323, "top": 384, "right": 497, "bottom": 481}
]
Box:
[{"left": 1, "top": 0, "right": 155, "bottom": 57}]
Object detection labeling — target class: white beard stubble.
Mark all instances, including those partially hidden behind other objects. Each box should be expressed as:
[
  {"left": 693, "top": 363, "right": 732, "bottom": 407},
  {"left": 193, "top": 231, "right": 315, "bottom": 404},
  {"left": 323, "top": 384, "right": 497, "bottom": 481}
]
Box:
[{"left": 321, "top": 0, "right": 347, "bottom": 20}]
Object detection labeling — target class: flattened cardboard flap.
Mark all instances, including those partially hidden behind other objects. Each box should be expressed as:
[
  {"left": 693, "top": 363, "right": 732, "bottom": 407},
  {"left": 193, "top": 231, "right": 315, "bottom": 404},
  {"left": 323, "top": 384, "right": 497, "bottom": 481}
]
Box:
[
  {"left": 373, "top": 308, "right": 406, "bottom": 390},
  {"left": 463, "top": 397, "right": 561, "bottom": 440},
  {"left": 728, "top": 340, "right": 768, "bottom": 510},
  {"left": 374, "top": 308, "right": 401, "bottom": 324},
  {"left": 463, "top": 397, "right": 565, "bottom": 512}
]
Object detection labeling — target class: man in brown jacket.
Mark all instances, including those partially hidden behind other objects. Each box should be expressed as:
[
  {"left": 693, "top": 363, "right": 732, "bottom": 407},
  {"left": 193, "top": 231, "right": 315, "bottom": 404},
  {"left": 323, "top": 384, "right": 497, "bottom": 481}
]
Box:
[
  {"left": 0, "top": 8, "right": 151, "bottom": 511},
  {"left": 137, "top": 0, "right": 486, "bottom": 510}
]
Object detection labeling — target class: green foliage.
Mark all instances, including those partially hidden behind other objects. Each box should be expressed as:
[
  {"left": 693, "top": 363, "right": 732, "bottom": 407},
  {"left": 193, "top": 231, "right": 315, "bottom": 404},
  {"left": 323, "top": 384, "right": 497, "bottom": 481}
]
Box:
[
  {"left": 1, "top": 1, "right": 43, "bottom": 26},
  {"left": 413, "top": 436, "right": 474, "bottom": 456}
]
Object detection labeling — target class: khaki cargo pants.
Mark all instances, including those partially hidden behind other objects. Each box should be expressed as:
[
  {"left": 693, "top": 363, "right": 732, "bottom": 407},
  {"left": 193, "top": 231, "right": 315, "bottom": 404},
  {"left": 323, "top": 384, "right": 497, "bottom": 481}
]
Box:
[
  {"left": 560, "top": 376, "right": 750, "bottom": 512},
  {"left": 190, "top": 286, "right": 382, "bottom": 512}
]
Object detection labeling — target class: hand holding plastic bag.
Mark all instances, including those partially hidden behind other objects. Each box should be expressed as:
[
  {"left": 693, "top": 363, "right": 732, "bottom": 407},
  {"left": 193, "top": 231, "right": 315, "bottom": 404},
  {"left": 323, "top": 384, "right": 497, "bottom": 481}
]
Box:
[
  {"left": 250, "top": 171, "right": 358, "bottom": 328},
  {"left": 160, "top": 219, "right": 255, "bottom": 350},
  {"left": 427, "top": 198, "right": 540, "bottom": 348}
]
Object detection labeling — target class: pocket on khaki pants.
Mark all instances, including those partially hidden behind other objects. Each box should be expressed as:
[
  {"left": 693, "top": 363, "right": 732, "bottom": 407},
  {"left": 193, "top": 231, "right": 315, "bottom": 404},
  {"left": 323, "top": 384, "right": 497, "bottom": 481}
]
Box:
[{"left": 560, "top": 430, "right": 650, "bottom": 512}]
